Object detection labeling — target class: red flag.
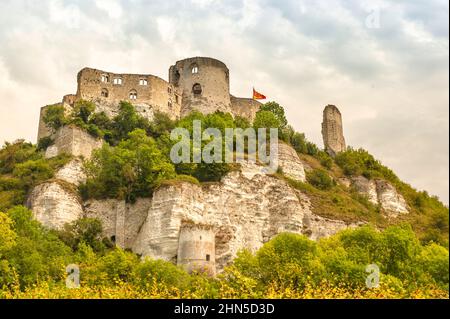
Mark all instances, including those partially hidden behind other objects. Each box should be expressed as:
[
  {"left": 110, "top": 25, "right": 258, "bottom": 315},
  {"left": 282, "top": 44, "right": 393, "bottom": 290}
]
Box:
[{"left": 253, "top": 88, "right": 266, "bottom": 100}]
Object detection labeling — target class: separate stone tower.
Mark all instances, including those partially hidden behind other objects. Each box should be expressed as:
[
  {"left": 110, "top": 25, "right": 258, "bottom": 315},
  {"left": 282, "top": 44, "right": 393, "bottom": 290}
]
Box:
[
  {"left": 177, "top": 222, "right": 216, "bottom": 276},
  {"left": 169, "top": 57, "right": 233, "bottom": 116},
  {"left": 322, "top": 105, "right": 346, "bottom": 157}
]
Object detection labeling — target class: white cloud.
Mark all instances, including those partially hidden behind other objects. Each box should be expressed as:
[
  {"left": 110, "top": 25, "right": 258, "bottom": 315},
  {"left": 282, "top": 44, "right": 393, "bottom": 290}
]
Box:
[{"left": 95, "top": 0, "right": 123, "bottom": 19}]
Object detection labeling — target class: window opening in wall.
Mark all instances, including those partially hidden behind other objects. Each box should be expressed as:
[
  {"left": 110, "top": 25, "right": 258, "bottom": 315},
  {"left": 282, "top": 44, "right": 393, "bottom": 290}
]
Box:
[
  {"left": 192, "top": 83, "right": 202, "bottom": 95},
  {"left": 175, "top": 95, "right": 179, "bottom": 104},
  {"left": 111, "top": 235, "right": 116, "bottom": 243},
  {"left": 101, "top": 88, "right": 109, "bottom": 98},
  {"left": 101, "top": 74, "right": 109, "bottom": 83},
  {"left": 168, "top": 86, "right": 172, "bottom": 94},
  {"left": 168, "top": 101, "right": 172, "bottom": 108},
  {"left": 113, "top": 78, "right": 123, "bottom": 85},
  {"left": 129, "top": 90, "right": 137, "bottom": 100},
  {"left": 191, "top": 65, "right": 199, "bottom": 74},
  {"left": 206, "top": 254, "right": 210, "bottom": 261},
  {"left": 139, "top": 79, "right": 148, "bottom": 86}
]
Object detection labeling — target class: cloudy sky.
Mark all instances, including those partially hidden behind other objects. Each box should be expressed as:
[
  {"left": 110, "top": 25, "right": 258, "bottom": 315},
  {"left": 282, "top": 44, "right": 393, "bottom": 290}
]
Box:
[{"left": 0, "top": 0, "right": 448, "bottom": 203}]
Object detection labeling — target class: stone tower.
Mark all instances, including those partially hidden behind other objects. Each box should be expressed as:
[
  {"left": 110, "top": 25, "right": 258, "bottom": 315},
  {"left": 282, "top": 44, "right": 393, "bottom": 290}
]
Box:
[
  {"left": 322, "top": 104, "right": 346, "bottom": 157},
  {"left": 169, "top": 57, "right": 233, "bottom": 117},
  {"left": 177, "top": 222, "right": 216, "bottom": 275}
]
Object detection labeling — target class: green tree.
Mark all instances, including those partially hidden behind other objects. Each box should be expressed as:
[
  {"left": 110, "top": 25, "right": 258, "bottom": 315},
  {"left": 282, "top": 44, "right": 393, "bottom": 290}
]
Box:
[
  {"left": 83, "top": 129, "right": 176, "bottom": 202},
  {"left": 260, "top": 101, "right": 288, "bottom": 128},
  {"left": 71, "top": 100, "right": 96, "bottom": 124},
  {"left": 0, "top": 212, "right": 16, "bottom": 255},
  {"left": 43, "top": 104, "right": 67, "bottom": 132},
  {"left": 12, "top": 159, "right": 53, "bottom": 192},
  {"left": 149, "top": 111, "right": 176, "bottom": 138},
  {"left": 111, "top": 101, "right": 150, "bottom": 144},
  {"left": 57, "top": 218, "right": 110, "bottom": 252},
  {"left": 5, "top": 206, "right": 73, "bottom": 287},
  {"left": 256, "top": 233, "right": 321, "bottom": 288},
  {"left": 253, "top": 111, "right": 281, "bottom": 130}
]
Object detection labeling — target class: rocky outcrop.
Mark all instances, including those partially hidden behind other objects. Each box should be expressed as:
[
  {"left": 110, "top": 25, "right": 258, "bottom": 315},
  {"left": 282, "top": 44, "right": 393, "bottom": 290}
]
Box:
[
  {"left": 375, "top": 180, "right": 409, "bottom": 216},
  {"left": 133, "top": 163, "right": 357, "bottom": 271},
  {"left": 55, "top": 158, "right": 86, "bottom": 186},
  {"left": 45, "top": 125, "right": 103, "bottom": 159},
  {"left": 27, "top": 180, "right": 83, "bottom": 230},
  {"left": 351, "top": 176, "right": 378, "bottom": 204},
  {"left": 322, "top": 105, "right": 346, "bottom": 157},
  {"left": 27, "top": 159, "right": 361, "bottom": 273},
  {"left": 351, "top": 176, "right": 409, "bottom": 216},
  {"left": 277, "top": 142, "right": 306, "bottom": 182},
  {"left": 84, "top": 198, "right": 150, "bottom": 248}
]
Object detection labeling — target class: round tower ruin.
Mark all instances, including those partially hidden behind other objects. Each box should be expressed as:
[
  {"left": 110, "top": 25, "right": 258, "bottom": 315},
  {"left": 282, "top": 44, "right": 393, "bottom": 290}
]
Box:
[
  {"left": 177, "top": 222, "right": 216, "bottom": 276},
  {"left": 169, "top": 57, "right": 232, "bottom": 116}
]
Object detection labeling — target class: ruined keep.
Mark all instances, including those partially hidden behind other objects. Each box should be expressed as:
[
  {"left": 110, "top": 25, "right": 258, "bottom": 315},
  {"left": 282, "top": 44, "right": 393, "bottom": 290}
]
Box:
[
  {"left": 321, "top": 104, "right": 346, "bottom": 156},
  {"left": 37, "top": 57, "right": 262, "bottom": 142}
]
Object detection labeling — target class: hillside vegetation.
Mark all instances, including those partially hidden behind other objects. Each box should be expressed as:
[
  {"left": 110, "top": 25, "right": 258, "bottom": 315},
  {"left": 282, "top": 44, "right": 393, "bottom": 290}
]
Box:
[{"left": 0, "top": 100, "right": 448, "bottom": 298}]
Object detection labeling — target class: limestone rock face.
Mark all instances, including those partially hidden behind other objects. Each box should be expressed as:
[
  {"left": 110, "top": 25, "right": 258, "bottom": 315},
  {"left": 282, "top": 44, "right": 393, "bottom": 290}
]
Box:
[
  {"left": 351, "top": 176, "right": 378, "bottom": 204},
  {"left": 84, "top": 198, "right": 150, "bottom": 248},
  {"left": 375, "top": 180, "right": 409, "bottom": 216},
  {"left": 351, "top": 176, "right": 409, "bottom": 216},
  {"left": 27, "top": 180, "right": 83, "bottom": 229},
  {"left": 277, "top": 142, "right": 306, "bottom": 182},
  {"left": 55, "top": 158, "right": 86, "bottom": 186},
  {"left": 27, "top": 161, "right": 361, "bottom": 272},
  {"left": 45, "top": 126, "right": 103, "bottom": 159},
  {"left": 133, "top": 163, "right": 356, "bottom": 271}
]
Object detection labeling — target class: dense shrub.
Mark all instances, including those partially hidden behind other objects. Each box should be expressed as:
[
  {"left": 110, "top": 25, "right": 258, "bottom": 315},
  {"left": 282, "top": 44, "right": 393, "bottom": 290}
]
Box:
[
  {"left": 57, "top": 218, "right": 111, "bottom": 252},
  {"left": 259, "top": 101, "right": 288, "bottom": 128},
  {"left": 306, "top": 169, "right": 335, "bottom": 190},
  {"left": 43, "top": 104, "right": 66, "bottom": 132},
  {"left": 253, "top": 110, "right": 281, "bottom": 131},
  {"left": 81, "top": 129, "right": 176, "bottom": 202},
  {"left": 0, "top": 207, "right": 448, "bottom": 298}
]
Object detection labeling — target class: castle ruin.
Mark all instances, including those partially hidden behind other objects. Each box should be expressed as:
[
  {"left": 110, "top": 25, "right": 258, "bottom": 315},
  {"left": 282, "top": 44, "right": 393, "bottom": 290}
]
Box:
[
  {"left": 37, "top": 57, "right": 261, "bottom": 143},
  {"left": 27, "top": 57, "right": 411, "bottom": 276},
  {"left": 321, "top": 104, "right": 346, "bottom": 157}
]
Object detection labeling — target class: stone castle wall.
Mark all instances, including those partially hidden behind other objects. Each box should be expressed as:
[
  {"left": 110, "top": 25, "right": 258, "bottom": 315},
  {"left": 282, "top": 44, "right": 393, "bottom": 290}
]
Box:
[
  {"left": 44, "top": 125, "right": 103, "bottom": 159},
  {"left": 322, "top": 104, "right": 346, "bottom": 156},
  {"left": 76, "top": 67, "right": 182, "bottom": 120},
  {"left": 230, "top": 96, "right": 262, "bottom": 123}
]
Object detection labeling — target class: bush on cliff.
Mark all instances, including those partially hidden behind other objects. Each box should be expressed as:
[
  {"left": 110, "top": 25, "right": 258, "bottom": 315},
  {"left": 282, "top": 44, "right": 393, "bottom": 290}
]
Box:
[{"left": 81, "top": 129, "right": 176, "bottom": 202}]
